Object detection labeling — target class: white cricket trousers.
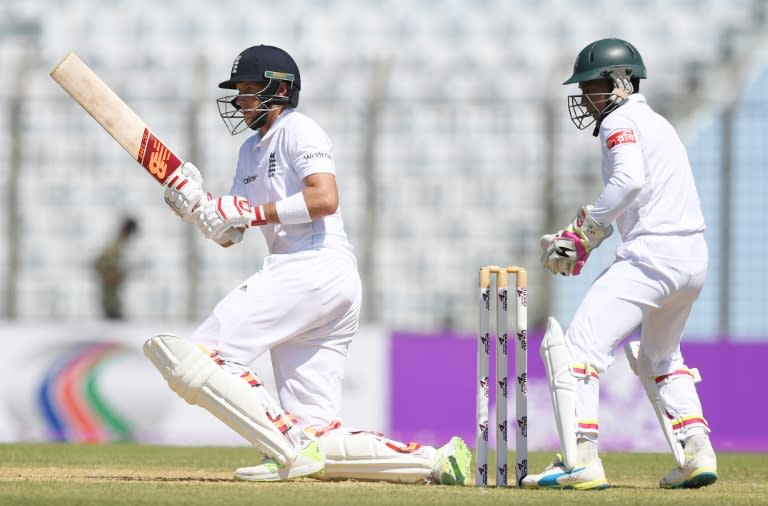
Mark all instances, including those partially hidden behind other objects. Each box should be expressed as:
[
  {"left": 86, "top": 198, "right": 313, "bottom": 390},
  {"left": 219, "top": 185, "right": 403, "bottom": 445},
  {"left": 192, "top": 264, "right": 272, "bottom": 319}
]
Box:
[
  {"left": 564, "top": 234, "right": 710, "bottom": 441},
  {"left": 191, "top": 248, "right": 362, "bottom": 429}
]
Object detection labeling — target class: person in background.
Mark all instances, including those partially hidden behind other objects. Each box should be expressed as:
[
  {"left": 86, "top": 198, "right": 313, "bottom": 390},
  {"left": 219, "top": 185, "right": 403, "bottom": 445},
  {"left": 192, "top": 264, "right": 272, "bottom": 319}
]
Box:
[{"left": 93, "top": 216, "right": 139, "bottom": 319}]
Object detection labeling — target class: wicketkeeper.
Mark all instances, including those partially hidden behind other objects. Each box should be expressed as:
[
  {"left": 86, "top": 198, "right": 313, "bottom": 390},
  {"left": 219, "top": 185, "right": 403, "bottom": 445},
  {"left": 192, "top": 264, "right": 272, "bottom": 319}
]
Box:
[{"left": 525, "top": 38, "right": 717, "bottom": 490}]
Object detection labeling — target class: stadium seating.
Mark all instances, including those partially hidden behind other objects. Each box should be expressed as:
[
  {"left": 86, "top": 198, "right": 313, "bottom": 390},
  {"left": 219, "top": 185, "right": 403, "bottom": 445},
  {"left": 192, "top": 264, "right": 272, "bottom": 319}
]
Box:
[{"left": 0, "top": 0, "right": 762, "bottom": 334}]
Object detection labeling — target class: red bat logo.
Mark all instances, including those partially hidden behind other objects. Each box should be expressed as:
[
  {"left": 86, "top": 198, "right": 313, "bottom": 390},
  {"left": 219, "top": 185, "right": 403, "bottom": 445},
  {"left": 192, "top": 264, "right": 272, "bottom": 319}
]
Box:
[{"left": 137, "top": 128, "right": 182, "bottom": 183}]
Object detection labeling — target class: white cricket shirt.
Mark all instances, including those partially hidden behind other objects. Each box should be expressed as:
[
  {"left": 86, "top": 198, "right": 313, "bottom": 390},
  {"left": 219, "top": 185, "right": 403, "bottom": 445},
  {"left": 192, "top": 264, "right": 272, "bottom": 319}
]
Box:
[
  {"left": 229, "top": 108, "right": 354, "bottom": 257},
  {"left": 591, "top": 94, "right": 706, "bottom": 242}
]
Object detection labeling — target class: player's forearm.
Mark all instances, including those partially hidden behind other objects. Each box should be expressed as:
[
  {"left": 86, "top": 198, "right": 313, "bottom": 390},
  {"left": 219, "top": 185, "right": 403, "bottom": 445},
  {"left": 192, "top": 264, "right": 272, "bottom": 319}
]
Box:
[
  {"left": 590, "top": 168, "right": 644, "bottom": 225},
  {"left": 263, "top": 188, "right": 328, "bottom": 225},
  {"left": 232, "top": 171, "right": 339, "bottom": 228},
  {"left": 260, "top": 177, "right": 338, "bottom": 225},
  {"left": 217, "top": 187, "right": 334, "bottom": 236},
  {"left": 301, "top": 186, "right": 338, "bottom": 218},
  {"left": 262, "top": 189, "right": 336, "bottom": 224}
]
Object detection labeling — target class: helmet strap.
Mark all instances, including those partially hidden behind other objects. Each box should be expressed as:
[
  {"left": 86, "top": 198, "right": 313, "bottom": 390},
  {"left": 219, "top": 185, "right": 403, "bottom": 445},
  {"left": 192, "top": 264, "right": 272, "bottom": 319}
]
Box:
[
  {"left": 592, "top": 99, "right": 622, "bottom": 137},
  {"left": 248, "top": 111, "right": 270, "bottom": 130}
]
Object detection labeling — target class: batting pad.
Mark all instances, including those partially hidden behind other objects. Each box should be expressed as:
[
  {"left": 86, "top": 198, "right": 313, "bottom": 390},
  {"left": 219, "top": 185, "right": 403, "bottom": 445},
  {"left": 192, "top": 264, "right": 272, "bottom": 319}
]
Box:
[
  {"left": 540, "top": 317, "right": 578, "bottom": 470},
  {"left": 315, "top": 431, "right": 434, "bottom": 483},
  {"left": 143, "top": 334, "right": 297, "bottom": 465}
]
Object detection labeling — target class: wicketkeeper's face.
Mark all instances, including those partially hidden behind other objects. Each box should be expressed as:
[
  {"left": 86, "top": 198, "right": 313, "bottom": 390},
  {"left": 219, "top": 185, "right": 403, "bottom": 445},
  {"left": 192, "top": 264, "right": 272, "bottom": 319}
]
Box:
[{"left": 577, "top": 79, "right": 613, "bottom": 117}]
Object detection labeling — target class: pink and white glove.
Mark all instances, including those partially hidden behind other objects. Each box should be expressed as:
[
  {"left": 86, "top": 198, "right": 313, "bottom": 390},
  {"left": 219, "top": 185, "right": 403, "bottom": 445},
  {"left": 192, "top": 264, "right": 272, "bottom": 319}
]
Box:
[
  {"left": 164, "top": 162, "right": 205, "bottom": 222},
  {"left": 540, "top": 205, "right": 613, "bottom": 276},
  {"left": 194, "top": 195, "right": 267, "bottom": 244}
]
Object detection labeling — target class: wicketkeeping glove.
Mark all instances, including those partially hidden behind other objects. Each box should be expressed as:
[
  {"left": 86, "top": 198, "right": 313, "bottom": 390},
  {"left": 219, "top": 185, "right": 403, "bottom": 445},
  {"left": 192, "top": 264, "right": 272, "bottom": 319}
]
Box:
[
  {"left": 540, "top": 205, "right": 613, "bottom": 276},
  {"left": 608, "top": 69, "right": 633, "bottom": 106}
]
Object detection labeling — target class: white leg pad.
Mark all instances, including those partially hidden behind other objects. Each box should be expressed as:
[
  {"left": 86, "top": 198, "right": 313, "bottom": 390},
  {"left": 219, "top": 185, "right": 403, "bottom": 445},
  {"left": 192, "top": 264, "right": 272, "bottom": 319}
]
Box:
[
  {"left": 143, "top": 334, "right": 297, "bottom": 465},
  {"left": 314, "top": 430, "right": 433, "bottom": 483},
  {"left": 624, "top": 340, "right": 701, "bottom": 468},
  {"left": 540, "top": 317, "right": 578, "bottom": 470}
]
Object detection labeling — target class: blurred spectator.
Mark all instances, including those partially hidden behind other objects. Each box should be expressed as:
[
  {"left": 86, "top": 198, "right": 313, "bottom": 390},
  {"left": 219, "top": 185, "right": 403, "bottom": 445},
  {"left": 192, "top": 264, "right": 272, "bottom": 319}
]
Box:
[{"left": 92, "top": 217, "right": 139, "bottom": 319}]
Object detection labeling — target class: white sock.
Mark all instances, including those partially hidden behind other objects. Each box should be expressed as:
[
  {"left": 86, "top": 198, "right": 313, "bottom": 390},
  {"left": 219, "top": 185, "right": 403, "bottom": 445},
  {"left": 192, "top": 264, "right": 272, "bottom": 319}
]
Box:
[
  {"left": 577, "top": 438, "right": 599, "bottom": 464},
  {"left": 683, "top": 433, "right": 713, "bottom": 454}
]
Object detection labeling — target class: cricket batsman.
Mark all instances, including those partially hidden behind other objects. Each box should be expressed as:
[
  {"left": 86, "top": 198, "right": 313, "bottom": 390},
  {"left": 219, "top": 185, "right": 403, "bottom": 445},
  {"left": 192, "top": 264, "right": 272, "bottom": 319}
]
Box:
[
  {"left": 143, "top": 44, "right": 470, "bottom": 484},
  {"left": 524, "top": 38, "right": 717, "bottom": 490}
]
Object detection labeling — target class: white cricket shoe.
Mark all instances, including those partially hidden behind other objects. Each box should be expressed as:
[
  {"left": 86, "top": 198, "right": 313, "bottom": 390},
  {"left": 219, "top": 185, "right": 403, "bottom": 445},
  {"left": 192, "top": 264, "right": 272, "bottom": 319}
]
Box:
[
  {"left": 521, "top": 454, "right": 609, "bottom": 490},
  {"left": 234, "top": 441, "right": 324, "bottom": 482},
  {"left": 431, "top": 436, "right": 472, "bottom": 485},
  {"left": 659, "top": 434, "right": 718, "bottom": 489}
]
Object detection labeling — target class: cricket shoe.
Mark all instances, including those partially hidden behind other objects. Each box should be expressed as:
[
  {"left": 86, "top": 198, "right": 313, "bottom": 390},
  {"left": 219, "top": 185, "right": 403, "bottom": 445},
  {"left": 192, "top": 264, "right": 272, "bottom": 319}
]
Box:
[
  {"left": 234, "top": 441, "right": 324, "bottom": 482},
  {"left": 659, "top": 435, "right": 718, "bottom": 489},
  {"left": 520, "top": 454, "right": 609, "bottom": 490},
  {"left": 431, "top": 436, "right": 472, "bottom": 485}
]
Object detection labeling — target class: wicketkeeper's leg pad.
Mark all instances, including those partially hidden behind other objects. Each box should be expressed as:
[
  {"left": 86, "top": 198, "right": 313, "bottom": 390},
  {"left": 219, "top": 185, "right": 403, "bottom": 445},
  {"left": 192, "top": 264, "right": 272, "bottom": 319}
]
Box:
[
  {"left": 624, "top": 340, "right": 707, "bottom": 468},
  {"left": 143, "top": 334, "right": 298, "bottom": 465},
  {"left": 541, "top": 316, "right": 579, "bottom": 470},
  {"left": 314, "top": 429, "right": 435, "bottom": 483}
]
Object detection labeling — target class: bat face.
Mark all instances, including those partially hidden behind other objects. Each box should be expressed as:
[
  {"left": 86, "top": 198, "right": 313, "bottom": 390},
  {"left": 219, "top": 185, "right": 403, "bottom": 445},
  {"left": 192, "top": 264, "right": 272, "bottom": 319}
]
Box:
[
  {"left": 50, "top": 52, "right": 184, "bottom": 186},
  {"left": 137, "top": 129, "right": 182, "bottom": 183}
]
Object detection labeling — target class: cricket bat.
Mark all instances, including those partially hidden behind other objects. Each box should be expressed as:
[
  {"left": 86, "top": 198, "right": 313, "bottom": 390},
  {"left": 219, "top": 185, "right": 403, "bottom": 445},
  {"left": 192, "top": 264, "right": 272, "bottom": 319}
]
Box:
[{"left": 50, "top": 52, "right": 182, "bottom": 185}]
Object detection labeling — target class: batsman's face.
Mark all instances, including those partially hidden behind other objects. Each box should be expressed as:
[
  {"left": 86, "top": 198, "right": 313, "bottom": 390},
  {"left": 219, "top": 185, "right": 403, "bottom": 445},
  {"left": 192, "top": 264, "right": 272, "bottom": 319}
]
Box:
[{"left": 235, "top": 82, "right": 269, "bottom": 115}]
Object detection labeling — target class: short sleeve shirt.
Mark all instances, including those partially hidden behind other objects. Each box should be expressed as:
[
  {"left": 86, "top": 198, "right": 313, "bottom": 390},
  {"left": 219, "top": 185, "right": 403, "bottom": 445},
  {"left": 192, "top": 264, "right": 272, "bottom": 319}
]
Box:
[{"left": 229, "top": 109, "right": 354, "bottom": 257}]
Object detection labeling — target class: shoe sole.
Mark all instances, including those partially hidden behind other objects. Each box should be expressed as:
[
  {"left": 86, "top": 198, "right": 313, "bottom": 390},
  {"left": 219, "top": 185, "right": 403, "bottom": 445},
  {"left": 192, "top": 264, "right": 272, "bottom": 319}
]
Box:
[
  {"left": 522, "top": 479, "right": 610, "bottom": 490},
  {"left": 234, "top": 462, "right": 324, "bottom": 482},
  {"left": 662, "top": 469, "right": 718, "bottom": 489},
  {"left": 563, "top": 480, "right": 610, "bottom": 490}
]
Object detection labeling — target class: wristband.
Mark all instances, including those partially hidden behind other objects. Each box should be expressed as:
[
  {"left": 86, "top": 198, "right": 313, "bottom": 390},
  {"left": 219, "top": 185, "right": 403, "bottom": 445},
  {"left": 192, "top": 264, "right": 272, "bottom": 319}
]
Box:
[{"left": 275, "top": 191, "right": 312, "bottom": 224}]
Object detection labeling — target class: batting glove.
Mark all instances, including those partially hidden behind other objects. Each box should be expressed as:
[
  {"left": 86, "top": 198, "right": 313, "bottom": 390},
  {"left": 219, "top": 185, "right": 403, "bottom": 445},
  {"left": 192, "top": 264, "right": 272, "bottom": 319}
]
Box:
[
  {"left": 164, "top": 162, "right": 205, "bottom": 222},
  {"left": 195, "top": 195, "right": 267, "bottom": 244},
  {"left": 541, "top": 205, "right": 613, "bottom": 276}
]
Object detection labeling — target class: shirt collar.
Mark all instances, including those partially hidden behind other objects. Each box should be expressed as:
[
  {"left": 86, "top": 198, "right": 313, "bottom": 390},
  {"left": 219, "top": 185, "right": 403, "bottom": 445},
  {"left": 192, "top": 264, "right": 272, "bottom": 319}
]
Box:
[{"left": 257, "top": 108, "right": 295, "bottom": 144}]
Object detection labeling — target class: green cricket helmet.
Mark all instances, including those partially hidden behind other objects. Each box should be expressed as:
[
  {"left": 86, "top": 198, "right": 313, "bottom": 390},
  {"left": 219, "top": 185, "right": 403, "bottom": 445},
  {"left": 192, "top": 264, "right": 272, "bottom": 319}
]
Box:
[
  {"left": 563, "top": 38, "right": 647, "bottom": 85},
  {"left": 564, "top": 38, "right": 646, "bottom": 134}
]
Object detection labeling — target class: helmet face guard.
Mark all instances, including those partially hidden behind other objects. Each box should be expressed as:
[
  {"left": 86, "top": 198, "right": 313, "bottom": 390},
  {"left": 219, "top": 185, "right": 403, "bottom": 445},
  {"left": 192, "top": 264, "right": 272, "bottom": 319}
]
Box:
[
  {"left": 563, "top": 38, "right": 646, "bottom": 133},
  {"left": 217, "top": 77, "right": 294, "bottom": 135},
  {"left": 566, "top": 89, "right": 620, "bottom": 131},
  {"left": 217, "top": 45, "right": 301, "bottom": 135}
]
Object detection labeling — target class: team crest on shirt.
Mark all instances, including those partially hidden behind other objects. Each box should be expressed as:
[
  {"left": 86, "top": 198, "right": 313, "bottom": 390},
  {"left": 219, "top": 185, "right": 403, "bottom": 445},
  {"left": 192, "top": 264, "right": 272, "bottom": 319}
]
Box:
[
  {"left": 606, "top": 129, "right": 636, "bottom": 149},
  {"left": 268, "top": 152, "right": 277, "bottom": 178}
]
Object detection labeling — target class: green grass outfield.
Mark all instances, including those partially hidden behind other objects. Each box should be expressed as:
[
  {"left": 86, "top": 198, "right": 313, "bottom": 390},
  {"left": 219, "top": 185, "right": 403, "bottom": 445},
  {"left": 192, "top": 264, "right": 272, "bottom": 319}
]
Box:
[{"left": 0, "top": 444, "right": 766, "bottom": 505}]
